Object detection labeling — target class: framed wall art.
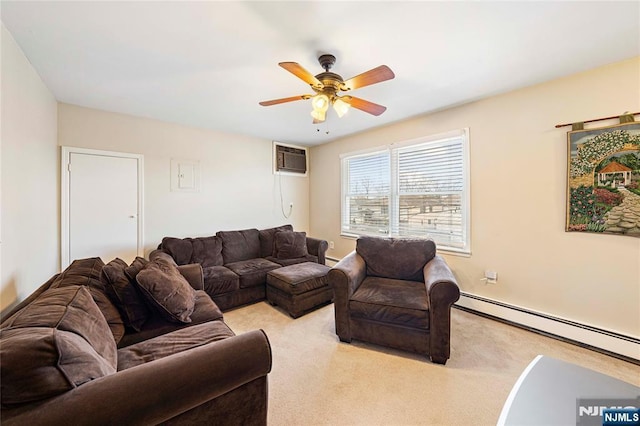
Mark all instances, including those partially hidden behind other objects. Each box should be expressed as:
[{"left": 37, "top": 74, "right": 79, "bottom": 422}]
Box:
[{"left": 566, "top": 121, "right": 640, "bottom": 237}]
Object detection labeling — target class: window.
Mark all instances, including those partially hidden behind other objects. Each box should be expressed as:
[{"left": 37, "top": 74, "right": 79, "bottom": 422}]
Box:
[{"left": 341, "top": 129, "right": 470, "bottom": 254}]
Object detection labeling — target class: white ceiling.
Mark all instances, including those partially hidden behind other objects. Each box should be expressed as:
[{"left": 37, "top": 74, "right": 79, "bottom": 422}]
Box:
[{"left": 2, "top": 1, "right": 639, "bottom": 146}]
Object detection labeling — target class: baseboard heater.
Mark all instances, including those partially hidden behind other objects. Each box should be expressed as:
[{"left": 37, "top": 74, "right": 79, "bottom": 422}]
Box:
[{"left": 456, "top": 292, "right": 639, "bottom": 365}]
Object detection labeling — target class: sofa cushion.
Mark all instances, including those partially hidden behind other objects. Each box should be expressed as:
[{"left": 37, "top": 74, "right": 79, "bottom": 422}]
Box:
[
  {"left": 191, "top": 236, "right": 224, "bottom": 267},
  {"left": 117, "top": 320, "right": 235, "bottom": 370},
  {"left": 0, "top": 286, "right": 117, "bottom": 406},
  {"left": 117, "top": 290, "right": 223, "bottom": 348},
  {"left": 102, "top": 258, "right": 150, "bottom": 332},
  {"left": 217, "top": 228, "right": 260, "bottom": 264},
  {"left": 161, "top": 237, "right": 193, "bottom": 266},
  {"left": 136, "top": 257, "right": 196, "bottom": 324},
  {"left": 259, "top": 224, "right": 293, "bottom": 257},
  {"left": 225, "top": 258, "right": 281, "bottom": 289},
  {"left": 203, "top": 266, "right": 240, "bottom": 295},
  {"left": 356, "top": 237, "right": 436, "bottom": 282},
  {"left": 349, "top": 276, "right": 430, "bottom": 329},
  {"left": 125, "top": 256, "right": 149, "bottom": 281},
  {"left": 274, "top": 231, "right": 308, "bottom": 260},
  {"left": 51, "top": 257, "right": 105, "bottom": 288},
  {"left": 51, "top": 257, "right": 125, "bottom": 343}
]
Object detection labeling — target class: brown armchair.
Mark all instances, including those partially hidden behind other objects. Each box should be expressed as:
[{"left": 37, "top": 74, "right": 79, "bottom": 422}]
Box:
[{"left": 328, "top": 237, "right": 460, "bottom": 364}]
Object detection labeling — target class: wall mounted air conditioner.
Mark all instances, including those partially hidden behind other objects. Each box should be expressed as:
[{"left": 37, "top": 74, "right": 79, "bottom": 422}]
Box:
[{"left": 273, "top": 142, "right": 308, "bottom": 176}]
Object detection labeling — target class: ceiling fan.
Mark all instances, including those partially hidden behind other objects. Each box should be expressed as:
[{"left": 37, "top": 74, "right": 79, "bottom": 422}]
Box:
[{"left": 259, "top": 54, "right": 395, "bottom": 123}]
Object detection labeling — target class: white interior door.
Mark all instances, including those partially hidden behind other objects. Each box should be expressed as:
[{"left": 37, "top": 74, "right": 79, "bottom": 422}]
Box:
[{"left": 62, "top": 147, "right": 143, "bottom": 268}]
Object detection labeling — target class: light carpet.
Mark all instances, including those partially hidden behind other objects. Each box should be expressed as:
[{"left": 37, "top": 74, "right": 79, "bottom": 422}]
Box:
[{"left": 224, "top": 302, "right": 639, "bottom": 426}]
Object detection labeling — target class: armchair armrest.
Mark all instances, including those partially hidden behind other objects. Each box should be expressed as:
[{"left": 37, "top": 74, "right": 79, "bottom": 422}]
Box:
[
  {"left": 149, "top": 250, "right": 204, "bottom": 291},
  {"left": 327, "top": 250, "right": 367, "bottom": 342},
  {"left": 306, "top": 237, "right": 329, "bottom": 265},
  {"left": 2, "top": 330, "right": 272, "bottom": 426},
  {"left": 423, "top": 255, "right": 460, "bottom": 363}
]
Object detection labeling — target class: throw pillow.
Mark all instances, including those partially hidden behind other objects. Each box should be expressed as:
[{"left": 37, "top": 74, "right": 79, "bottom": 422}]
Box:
[
  {"left": 274, "top": 231, "right": 308, "bottom": 259},
  {"left": 87, "top": 286, "right": 126, "bottom": 344},
  {"left": 0, "top": 286, "right": 117, "bottom": 406},
  {"left": 1, "top": 328, "right": 116, "bottom": 407},
  {"left": 102, "top": 258, "right": 150, "bottom": 332},
  {"left": 125, "top": 256, "right": 149, "bottom": 282},
  {"left": 258, "top": 224, "right": 293, "bottom": 257},
  {"left": 51, "top": 257, "right": 125, "bottom": 344},
  {"left": 135, "top": 258, "right": 196, "bottom": 324}
]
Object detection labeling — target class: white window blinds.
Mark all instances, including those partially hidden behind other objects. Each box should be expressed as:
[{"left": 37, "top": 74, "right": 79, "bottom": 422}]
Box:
[
  {"left": 341, "top": 129, "right": 470, "bottom": 253},
  {"left": 342, "top": 150, "right": 390, "bottom": 235}
]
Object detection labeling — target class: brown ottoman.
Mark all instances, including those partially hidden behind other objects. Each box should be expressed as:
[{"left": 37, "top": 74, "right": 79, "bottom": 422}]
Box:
[{"left": 266, "top": 262, "right": 333, "bottom": 318}]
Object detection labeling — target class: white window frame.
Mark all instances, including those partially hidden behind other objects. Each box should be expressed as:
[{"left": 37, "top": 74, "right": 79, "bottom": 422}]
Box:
[{"left": 340, "top": 128, "right": 470, "bottom": 255}]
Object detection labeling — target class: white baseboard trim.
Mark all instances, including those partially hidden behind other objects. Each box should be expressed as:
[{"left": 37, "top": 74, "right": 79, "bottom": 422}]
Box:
[
  {"left": 456, "top": 292, "right": 640, "bottom": 363},
  {"left": 325, "top": 256, "right": 340, "bottom": 267}
]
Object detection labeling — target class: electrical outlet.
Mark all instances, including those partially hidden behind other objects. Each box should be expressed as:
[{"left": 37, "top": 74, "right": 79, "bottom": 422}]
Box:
[
  {"left": 329, "top": 241, "right": 335, "bottom": 249},
  {"left": 484, "top": 270, "right": 498, "bottom": 284}
]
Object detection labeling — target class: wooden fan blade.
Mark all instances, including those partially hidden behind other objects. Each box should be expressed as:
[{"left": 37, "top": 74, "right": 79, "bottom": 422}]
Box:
[
  {"left": 343, "top": 96, "right": 387, "bottom": 116},
  {"left": 259, "top": 95, "right": 310, "bottom": 106},
  {"left": 279, "top": 62, "right": 323, "bottom": 88},
  {"left": 342, "top": 65, "right": 395, "bottom": 91},
  {"left": 312, "top": 118, "right": 324, "bottom": 124}
]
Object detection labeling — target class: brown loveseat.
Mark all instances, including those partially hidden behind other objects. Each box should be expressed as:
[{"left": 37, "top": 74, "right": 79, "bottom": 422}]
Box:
[
  {"left": 0, "top": 257, "right": 272, "bottom": 425},
  {"left": 154, "top": 224, "right": 328, "bottom": 311},
  {"left": 328, "top": 237, "right": 460, "bottom": 364}
]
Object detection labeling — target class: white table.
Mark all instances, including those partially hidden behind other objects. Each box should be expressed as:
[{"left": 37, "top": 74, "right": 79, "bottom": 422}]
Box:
[{"left": 497, "top": 355, "right": 640, "bottom": 426}]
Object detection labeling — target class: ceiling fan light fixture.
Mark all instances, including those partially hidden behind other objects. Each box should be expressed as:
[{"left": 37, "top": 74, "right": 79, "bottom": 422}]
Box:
[
  {"left": 333, "top": 97, "right": 350, "bottom": 118},
  {"left": 311, "top": 94, "right": 329, "bottom": 112},
  {"left": 310, "top": 109, "right": 326, "bottom": 122}
]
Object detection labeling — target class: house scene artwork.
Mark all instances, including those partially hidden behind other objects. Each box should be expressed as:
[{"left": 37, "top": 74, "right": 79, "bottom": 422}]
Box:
[{"left": 567, "top": 122, "right": 640, "bottom": 236}]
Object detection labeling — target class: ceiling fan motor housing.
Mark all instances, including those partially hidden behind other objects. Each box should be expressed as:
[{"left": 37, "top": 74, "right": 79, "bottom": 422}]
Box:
[
  {"left": 314, "top": 55, "right": 343, "bottom": 97},
  {"left": 318, "top": 54, "right": 336, "bottom": 71},
  {"left": 314, "top": 72, "right": 343, "bottom": 96}
]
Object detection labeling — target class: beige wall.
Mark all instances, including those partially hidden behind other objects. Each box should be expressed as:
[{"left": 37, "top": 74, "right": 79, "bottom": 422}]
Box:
[
  {"left": 310, "top": 57, "right": 640, "bottom": 337},
  {"left": 57, "top": 104, "right": 310, "bottom": 256},
  {"left": 1, "top": 25, "right": 59, "bottom": 310},
  {"left": 2, "top": 18, "right": 637, "bottom": 341}
]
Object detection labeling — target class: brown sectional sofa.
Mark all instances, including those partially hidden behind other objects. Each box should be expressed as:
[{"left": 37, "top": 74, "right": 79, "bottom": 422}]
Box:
[
  {"left": 0, "top": 256, "right": 272, "bottom": 425},
  {"left": 153, "top": 225, "right": 329, "bottom": 311}
]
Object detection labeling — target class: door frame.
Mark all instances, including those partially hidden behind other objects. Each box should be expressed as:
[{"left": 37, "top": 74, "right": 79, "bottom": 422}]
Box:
[{"left": 61, "top": 146, "right": 144, "bottom": 268}]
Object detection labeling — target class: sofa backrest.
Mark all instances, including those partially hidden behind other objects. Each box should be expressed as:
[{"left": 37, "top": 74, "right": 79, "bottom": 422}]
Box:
[
  {"left": 162, "top": 236, "right": 224, "bottom": 267},
  {"left": 216, "top": 229, "right": 260, "bottom": 264},
  {"left": 0, "top": 273, "right": 60, "bottom": 325},
  {"left": 356, "top": 237, "right": 436, "bottom": 282},
  {"left": 190, "top": 236, "right": 224, "bottom": 267},
  {"left": 161, "top": 237, "right": 193, "bottom": 265}
]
